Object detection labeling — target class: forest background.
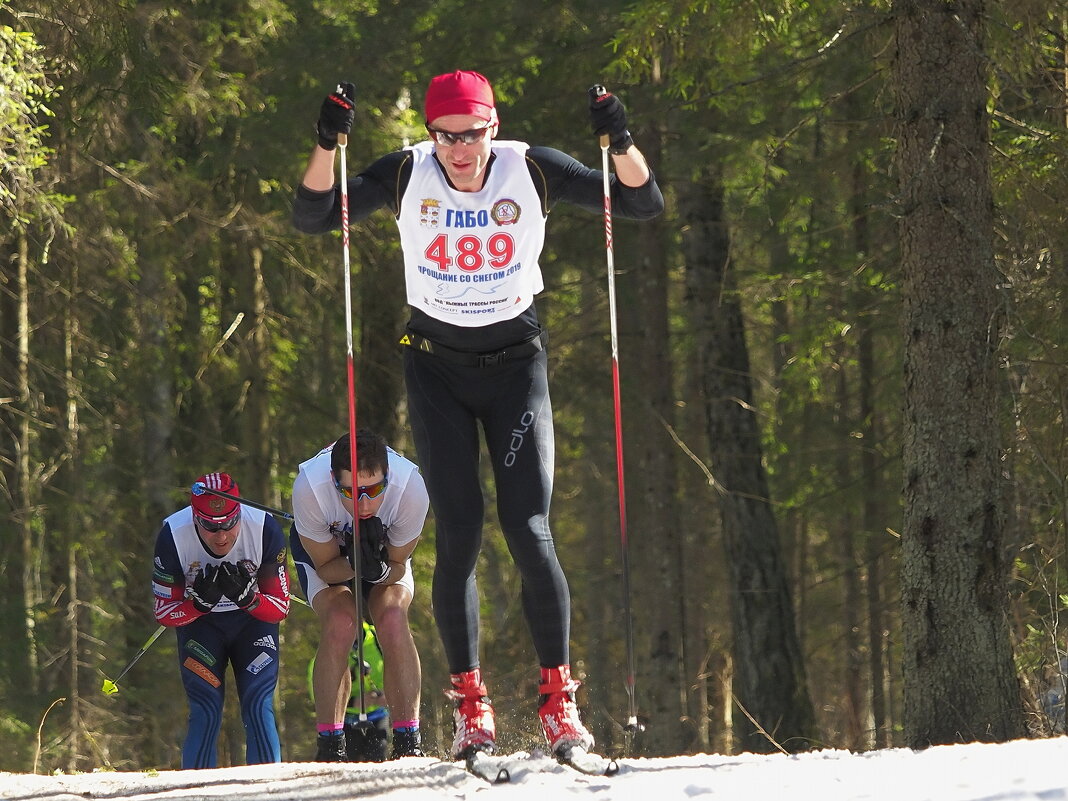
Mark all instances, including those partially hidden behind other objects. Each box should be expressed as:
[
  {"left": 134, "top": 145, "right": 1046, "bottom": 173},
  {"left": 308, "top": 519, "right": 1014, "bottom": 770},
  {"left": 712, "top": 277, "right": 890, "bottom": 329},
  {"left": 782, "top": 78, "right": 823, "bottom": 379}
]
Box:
[{"left": 2, "top": 0, "right": 1066, "bottom": 774}]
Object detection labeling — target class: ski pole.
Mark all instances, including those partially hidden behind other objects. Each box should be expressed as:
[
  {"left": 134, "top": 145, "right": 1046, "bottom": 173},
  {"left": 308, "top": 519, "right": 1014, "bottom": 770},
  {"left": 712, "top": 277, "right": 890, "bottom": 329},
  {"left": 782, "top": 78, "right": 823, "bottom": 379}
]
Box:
[
  {"left": 190, "top": 481, "right": 294, "bottom": 521},
  {"left": 100, "top": 625, "right": 165, "bottom": 695},
  {"left": 336, "top": 102, "right": 370, "bottom": 724},
  {"left": 591, "top": 84, "right": 641, "bottom": 745}
]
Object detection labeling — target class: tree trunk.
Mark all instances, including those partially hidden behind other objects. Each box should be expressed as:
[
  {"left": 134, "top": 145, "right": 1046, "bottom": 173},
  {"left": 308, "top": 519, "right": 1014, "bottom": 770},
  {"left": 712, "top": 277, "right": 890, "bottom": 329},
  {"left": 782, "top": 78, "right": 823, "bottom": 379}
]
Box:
[
  {"left": 859, "top": 310, "right": 891, "bottom": 748},
  {"left": 683, "top": 163, "right": 817, "bottom": 753},
  {"left": 623, "top": 123, "right": 687, "bottom": 756},
  {"left": 677, "top": 279, "right": 727, "bottom": 754},
  {"left": 0, "top": 234, "right": 35, "bottom": 708},
  {"left": 66, "top": 545, "right": 82, "bottom": 768},
  {"left": 894, "top": 0, "right": 1026, "bottom": 746},
  {"left": 851, "top": 148, "right": 892, "bottom": 749},
  {"left": 64, "top": 251, "right": 84, "bottom": 769},
  {"left": 237, "top": 240, "right": 273, "bottom": 499},
  {"left": 834, "top": 361, "right": 865, "bottom": 749},
  {"left": 135, "top": 238, "right": 177, "bottom": 764}
]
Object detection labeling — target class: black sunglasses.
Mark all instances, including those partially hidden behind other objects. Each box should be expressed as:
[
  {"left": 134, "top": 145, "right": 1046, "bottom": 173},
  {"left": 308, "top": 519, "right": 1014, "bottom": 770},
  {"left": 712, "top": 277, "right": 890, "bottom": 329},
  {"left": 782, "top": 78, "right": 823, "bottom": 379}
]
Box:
[
  {"left": 196, "top": 511, "right": 241, "bottom": 532},
  {"left": 425, "top": 122, "right": 493, "bottom": 146}
]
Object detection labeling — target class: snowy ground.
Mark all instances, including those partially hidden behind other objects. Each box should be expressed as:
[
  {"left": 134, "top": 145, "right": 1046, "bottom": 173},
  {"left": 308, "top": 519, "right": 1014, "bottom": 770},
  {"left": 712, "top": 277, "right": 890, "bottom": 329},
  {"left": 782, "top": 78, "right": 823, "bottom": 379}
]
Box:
[{"left": 5, "top": 738, "right": 1068, "bottom": 800}]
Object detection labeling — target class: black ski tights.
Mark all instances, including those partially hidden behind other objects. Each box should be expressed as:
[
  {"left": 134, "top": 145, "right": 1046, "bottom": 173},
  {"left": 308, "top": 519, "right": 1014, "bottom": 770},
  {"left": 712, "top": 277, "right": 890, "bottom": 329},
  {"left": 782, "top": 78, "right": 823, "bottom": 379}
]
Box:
[{"left": 405, "top": 348, "right": 571, "bottom": 674}]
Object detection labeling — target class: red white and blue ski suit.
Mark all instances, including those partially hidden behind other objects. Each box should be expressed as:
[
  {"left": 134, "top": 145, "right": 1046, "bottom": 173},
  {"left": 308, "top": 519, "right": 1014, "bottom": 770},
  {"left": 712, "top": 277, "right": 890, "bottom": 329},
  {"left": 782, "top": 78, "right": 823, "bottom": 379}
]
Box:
[{"left": 153, "top": 505, "right": 290, "bottom": 768}]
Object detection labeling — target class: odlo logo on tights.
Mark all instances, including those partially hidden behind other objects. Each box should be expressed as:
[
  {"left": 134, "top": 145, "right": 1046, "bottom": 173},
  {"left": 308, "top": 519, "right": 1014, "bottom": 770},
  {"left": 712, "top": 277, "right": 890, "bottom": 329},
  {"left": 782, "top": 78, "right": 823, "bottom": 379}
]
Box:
[{"left": 504, "top": 411, "right": 536, "bottom": 467}]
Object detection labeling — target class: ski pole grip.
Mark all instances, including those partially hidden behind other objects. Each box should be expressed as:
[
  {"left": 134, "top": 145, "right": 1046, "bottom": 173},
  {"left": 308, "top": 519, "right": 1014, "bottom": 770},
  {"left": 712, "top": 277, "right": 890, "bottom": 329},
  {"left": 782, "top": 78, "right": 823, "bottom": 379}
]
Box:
[{"left": 589, "top": 84, "right": 610, "bottom": 149}]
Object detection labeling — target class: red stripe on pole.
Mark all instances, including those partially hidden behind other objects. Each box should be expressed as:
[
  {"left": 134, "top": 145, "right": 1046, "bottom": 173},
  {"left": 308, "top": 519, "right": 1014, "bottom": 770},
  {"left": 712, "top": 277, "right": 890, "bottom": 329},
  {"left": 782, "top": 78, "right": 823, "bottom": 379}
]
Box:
[
  {"left": 598, "top": 126, "right": 639, "bottom": 739},
  {"left": 604, "top": 197, "right": 613, "bottom": 250},
  {"left": 337, "top": 133, "right": 368, "bottom": 718}
]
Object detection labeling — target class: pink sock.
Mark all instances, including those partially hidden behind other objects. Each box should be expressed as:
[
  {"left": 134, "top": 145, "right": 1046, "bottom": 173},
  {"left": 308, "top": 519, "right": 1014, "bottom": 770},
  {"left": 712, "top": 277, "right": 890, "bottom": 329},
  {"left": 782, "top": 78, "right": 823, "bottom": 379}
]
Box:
[
  {"left": 317, "top": 723, "right": 344, "bottom": 734},
  {"left": 392, "top": 719, "right": 419, "bottom": 729}
]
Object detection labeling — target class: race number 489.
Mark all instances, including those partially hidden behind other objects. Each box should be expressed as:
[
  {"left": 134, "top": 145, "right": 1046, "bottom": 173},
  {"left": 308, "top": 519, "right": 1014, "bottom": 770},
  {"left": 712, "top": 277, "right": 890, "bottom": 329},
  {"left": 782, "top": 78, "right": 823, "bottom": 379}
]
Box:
[{"left": 424, "top": 233, "right": 515, "bottom": 272}]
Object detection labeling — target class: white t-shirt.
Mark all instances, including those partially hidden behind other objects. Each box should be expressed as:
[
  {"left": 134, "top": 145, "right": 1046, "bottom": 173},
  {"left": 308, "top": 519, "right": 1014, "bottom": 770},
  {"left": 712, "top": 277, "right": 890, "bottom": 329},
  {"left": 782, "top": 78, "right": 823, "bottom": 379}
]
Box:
[
  {"left": 397, "top": 140, "right": 546, "bottom": 326},
  {"left": 291, "top": 444, "right": 428, "bottom": 549}
]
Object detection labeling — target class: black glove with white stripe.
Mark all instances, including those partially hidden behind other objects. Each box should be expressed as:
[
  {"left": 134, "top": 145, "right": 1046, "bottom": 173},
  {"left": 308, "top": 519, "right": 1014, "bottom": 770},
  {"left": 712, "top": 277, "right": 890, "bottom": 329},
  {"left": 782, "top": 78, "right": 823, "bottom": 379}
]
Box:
[
  {"left": 189, "top": 564, "right": 223, "bottom": 613},
  {"left": 217, "top": 560, "right": 260, "bottom": 610}
]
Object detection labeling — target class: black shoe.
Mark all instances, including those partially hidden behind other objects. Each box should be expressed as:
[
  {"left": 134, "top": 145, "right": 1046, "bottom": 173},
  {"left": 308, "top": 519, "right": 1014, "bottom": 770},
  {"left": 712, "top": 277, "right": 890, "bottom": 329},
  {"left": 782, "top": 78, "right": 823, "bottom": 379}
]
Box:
[
  {"left": 390, "top": 726, "right": 425, "bottom": 758},
  {"left": 315, "top": 733, "right": 347, "bottom": 762}
]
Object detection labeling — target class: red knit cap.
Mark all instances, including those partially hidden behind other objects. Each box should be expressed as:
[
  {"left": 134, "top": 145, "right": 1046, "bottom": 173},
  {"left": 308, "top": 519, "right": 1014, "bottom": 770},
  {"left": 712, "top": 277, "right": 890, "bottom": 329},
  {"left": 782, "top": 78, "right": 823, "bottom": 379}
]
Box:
[
  {"left": 424, "top": 70, "right": 495, "bottom": 124},
  {"left": 191, "top": 472, "right": 241, "bottom": 522}
]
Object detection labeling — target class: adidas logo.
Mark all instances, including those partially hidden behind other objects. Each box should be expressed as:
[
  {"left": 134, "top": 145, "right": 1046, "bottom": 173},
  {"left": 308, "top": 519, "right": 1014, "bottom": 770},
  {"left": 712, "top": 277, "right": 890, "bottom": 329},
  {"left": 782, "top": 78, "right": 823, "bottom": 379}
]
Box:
[{"left": 252, "top": 635, "right": 277, "bottom": 650}]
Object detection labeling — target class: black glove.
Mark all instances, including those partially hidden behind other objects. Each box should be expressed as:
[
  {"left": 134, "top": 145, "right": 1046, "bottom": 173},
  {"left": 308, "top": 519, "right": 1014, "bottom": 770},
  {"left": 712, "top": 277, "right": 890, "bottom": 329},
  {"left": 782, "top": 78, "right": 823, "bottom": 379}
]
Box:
[
  {"left": 188, "top": 564, "right": 223, "bottom": 613},
  {"left": 344, "top": 525, "right": 357, "bottom": 569},
  {"left": 216, "top": 560, "right": 260, "bottom": 610},
  {"left": 317, "top": 81, "right": 355, "bottom": 151},
  {"left": 358, "top": 516, "right": 390, "bottom": 584},
  {"left": 588, "top": 85, "right": 634, "bottom": 154}
]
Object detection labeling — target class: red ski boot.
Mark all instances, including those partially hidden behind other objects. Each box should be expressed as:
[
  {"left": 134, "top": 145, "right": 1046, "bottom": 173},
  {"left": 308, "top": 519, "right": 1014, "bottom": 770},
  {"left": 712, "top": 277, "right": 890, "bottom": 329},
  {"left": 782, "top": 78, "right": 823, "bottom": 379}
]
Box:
[
  {"left": 538, "top": 665, "right": 594, "bottom": 755},
  {"left": 445, "top": 668, "right": 496, "bottom": 759}
]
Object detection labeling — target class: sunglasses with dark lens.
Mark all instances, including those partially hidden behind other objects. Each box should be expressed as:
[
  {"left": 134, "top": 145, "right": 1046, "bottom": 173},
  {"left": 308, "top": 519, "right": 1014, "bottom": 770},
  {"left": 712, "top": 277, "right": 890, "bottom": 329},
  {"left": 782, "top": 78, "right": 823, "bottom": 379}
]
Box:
[
  {"left": 196, "top": 512, "right": 241, "bottom": 533},
  {"left": 425, "top": 124, "right": 492, "bottom": 146},
  {"left": 333, "top": 473, "right": 389, "bottom": 501}
]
